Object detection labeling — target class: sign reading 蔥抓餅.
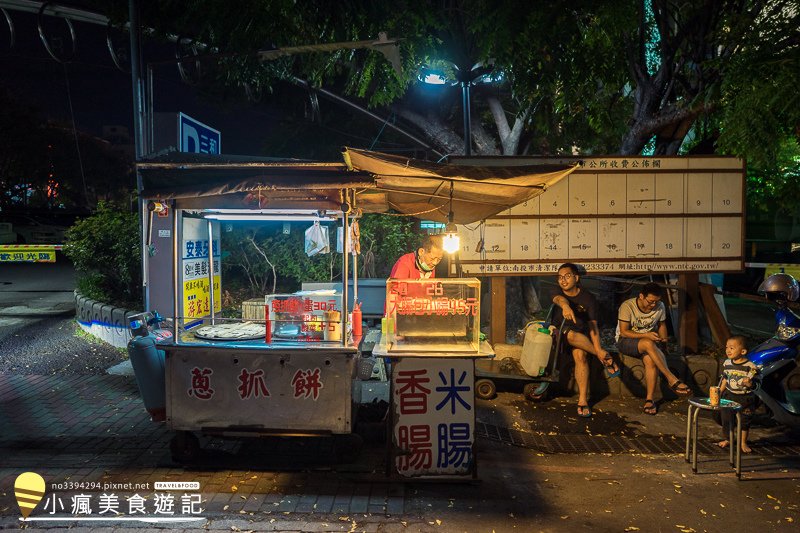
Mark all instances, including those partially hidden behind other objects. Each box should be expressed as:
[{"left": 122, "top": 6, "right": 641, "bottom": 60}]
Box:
[{"left": 450, "top": 156, "right": 745, "bottom": 275}]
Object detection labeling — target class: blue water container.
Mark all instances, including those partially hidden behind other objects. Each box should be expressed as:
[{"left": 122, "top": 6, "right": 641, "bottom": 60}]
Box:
[{"left": 127, "top": 332, "right": 166, "bottom": 421}]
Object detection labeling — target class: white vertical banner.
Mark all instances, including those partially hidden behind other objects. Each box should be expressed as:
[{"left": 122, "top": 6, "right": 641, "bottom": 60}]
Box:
[{"left": 392, "top": 358, "right": 475, "bottom": 478}]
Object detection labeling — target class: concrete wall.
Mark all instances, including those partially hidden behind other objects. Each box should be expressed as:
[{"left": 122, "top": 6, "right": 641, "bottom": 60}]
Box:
[{"left": 74, "top": 291, "right": 140, "bottom": 349}]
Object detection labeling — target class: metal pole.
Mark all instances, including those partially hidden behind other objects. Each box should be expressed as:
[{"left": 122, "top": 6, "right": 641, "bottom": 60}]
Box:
[
  {"left": 342, "top": 205, "right": 349, "bottom": 346},
  {"left": 461, "top": 81, "right": 471, "bottom": 156},
  {"left": 128, "top": 0, "right": 148, "bottom": 309},
  {"left": 172, "top": 207, "right": 179, "bottom": 340},
  {"left": 207, "top": 219, "right": 215, "bottom": 325}
]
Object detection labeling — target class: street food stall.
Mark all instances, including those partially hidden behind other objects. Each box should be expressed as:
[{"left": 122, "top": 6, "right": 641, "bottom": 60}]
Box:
[
  {"left": 372, "top": 278, "right": 494, "bottom": 479},
  {"left": 135, "top": 149, "right": 576, "bottom": 465},
  {"left": 137, "top": 153, "right": 374, "bottom": 461},
  {"left": 343, "top": 148, "right": 577, "bottom": 479}
]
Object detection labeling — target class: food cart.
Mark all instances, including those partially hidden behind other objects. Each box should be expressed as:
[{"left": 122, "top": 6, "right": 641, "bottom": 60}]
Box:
[
  {"left": 372, "top": 278, "right": 494, "bottom": 480},
  {"left": 135, "top": 150, "right": 576, "bottom": 463},
  {"left": 136, "top": 154, "right": 374, "bottom": 461}
]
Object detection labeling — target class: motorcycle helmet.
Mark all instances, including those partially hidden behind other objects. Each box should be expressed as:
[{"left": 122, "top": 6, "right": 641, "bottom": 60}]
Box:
[{"left": 757, "top": 273, "right": 800, "bottom": 301}]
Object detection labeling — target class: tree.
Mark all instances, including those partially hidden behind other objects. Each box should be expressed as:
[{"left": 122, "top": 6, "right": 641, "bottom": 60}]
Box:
[
  {"left": 96, "top": 0, "right": 800, "bottom": 161},
  {"left": 0, "top": 87, "right": 134, "bottom": 211},
  {"left": 64, "top": 202, "right": 142, "bottom": 307}
]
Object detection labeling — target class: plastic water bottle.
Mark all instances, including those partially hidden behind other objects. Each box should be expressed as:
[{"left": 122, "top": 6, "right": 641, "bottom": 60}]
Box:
[{"left": 520, "top": 326, "right": 553, "bottom": 377}]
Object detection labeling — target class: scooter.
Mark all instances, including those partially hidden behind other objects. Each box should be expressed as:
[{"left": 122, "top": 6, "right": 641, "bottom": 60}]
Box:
[{"left": 748, "top": 274, "right": 800, "bottom": 428}]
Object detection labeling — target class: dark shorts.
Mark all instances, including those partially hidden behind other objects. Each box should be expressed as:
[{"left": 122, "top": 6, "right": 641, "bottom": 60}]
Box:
[
  {"left": 616, "top": 337, "right": 642, "bottom": 357},
  {"left": 720, "top": 390, "right": 757, "bottom": 430},
  {"left": 562, "top": 323, "right": 590, "bottom": 337}
]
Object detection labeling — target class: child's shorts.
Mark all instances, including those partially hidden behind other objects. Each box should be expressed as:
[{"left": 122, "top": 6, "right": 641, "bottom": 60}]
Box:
[{"left": 720, "top": 390, "right": 757, "bottom": 430}]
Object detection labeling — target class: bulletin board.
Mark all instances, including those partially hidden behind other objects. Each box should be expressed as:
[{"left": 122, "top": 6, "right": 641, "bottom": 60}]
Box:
[{"left": 451, "top": 156, "right": 745, "bottom": 275}]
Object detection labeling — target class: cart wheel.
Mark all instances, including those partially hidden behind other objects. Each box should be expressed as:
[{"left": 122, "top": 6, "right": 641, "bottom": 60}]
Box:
[
  {"left": 524, "top": 382, "right": 549, "bottom": 402},
  {"left": 170, "top": 431, "right": 200, "bottom": 463},
  {"left": 475, "top": 379, "right": 497, "bottom": 400}
]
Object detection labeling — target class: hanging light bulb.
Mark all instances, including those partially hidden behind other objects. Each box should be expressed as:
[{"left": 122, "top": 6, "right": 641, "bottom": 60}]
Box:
[
  {"left": 442, "top": 181, "right": 460, "bottom": 254},
  {"left": 442, "top": 224, "right": 460, "bottom": 254}
]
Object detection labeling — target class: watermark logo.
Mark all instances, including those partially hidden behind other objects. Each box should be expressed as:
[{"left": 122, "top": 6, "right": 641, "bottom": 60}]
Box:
[
  {"left": 13, "top": 471, "right": 206, "bottom": 524},
  {"left": 15, "top": 472, "right": 46, "bottom": 518}
]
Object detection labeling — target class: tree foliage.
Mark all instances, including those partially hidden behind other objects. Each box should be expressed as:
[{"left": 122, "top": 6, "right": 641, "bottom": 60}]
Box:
[
  {"left": 0, "top": 87, "right": 133, "bottom": 211},
  {"left": 357, "top": 213, "right": 420, "bottom": 278},
  {"left": 219, "top": 213, "right": 419, "bottom": 300},
  {"left": 221, "top": 223, "right": 338, "bottom": 295},
  {"left": 95, "top": 1, "right": 800, "bottom": 162},
  {"left": 63, "top": 202, "right": 142, "bottom": 308}
]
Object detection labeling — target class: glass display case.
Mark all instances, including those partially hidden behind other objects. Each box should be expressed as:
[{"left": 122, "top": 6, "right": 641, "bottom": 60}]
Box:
[
  {"left": 384, "top": 278, "right": 481, "bottom": 353},
  {"left": 265, "top": 291, "right": 343, "bottom": 342}
]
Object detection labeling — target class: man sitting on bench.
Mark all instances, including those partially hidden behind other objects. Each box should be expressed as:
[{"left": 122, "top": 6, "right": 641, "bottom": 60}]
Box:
[
  {"left": 551, "top": 263, "right": 619, "bottom": 419},
  {"left": 615, "top": 282, "right": 691, "bottom": 415}
]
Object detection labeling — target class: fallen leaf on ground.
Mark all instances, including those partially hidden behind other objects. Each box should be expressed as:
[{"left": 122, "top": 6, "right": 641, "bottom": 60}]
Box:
[
  {"left": 624, "top": 527, "right": 640, "bottom": 531},
  {"left": 338, "top": 516, "right": 350, "bottom": 521}
]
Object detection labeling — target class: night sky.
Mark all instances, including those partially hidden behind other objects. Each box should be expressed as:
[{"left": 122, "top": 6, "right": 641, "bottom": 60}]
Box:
[{"left": 0, "top": 7, "right": 302, "bottom": 156}]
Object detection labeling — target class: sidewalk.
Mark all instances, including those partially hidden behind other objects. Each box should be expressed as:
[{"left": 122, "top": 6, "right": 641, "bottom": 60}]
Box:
[{"left": 1, "top": 372, "right": 798, "bottom": 532}]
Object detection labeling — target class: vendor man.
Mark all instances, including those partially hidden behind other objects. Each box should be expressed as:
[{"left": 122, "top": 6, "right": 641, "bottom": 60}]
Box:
[{"left": 390, "top": 234, "right": 444, "bottom": 279}]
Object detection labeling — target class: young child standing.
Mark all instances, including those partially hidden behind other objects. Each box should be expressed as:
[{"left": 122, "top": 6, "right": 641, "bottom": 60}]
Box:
[{"left": 717, "top": 335, "right": 759, "bottom": 453}]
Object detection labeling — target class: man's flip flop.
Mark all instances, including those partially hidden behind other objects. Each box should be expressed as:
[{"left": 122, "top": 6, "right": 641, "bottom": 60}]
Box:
[
  {"left": 577, "top": 404, "right": 592, "bottom": 418},
  {"left": 642, "top": 399, "right": 657, "bottom": 415},
  {"left": 603, "top": 356, "right": 621, "bottom": 378},
  {"left": 670, "top": 380, "right": 691, "bottom": 396}
]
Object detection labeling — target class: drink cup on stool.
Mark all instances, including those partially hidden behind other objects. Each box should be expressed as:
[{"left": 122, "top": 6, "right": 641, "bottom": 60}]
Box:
[{"left": 709, "top": 386, "right": 720, "bottom": 406}]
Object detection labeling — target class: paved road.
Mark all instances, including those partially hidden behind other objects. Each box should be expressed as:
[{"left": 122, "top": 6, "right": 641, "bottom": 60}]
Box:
[
  {"left": 0, "top": 258, "right": 75, "bottom": 332},
  {"left": 1, "top": 377, "right": 798, "bottom": 532},
  {"left": 0, "top": 258, "right": 125, "bottom": 373},
  {"left": 1, "top": 262, "right": 798, "bottom": 531}
]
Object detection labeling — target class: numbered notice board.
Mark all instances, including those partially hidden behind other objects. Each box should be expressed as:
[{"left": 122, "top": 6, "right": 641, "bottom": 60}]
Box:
[{"left": 453, "top": 156, "right": 745, "bottom": 275}]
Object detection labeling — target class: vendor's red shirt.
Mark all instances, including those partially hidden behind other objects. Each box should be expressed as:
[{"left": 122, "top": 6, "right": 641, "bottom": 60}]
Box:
[{"left": 389, "top": 252, "right": 436, "bottom": 280}]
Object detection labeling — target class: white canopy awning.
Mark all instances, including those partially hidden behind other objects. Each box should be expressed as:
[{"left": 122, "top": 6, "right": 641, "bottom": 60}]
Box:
[{"left": 343, "top": 148, "right": 577, "bottom": 224}]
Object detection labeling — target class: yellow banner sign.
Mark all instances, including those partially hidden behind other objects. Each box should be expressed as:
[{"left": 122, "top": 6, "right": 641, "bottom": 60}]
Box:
[
  {"left": 183, "top": 276, "right": 222, "bottom": 319},
  {"left": 0, "top": 246, "right": 57, "bottom": 262},
  {"left": 765, "top": 264, "right": 800, "bottom": 280}
]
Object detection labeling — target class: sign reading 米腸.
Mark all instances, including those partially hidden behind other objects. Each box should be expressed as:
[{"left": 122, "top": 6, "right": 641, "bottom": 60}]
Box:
[
  {"left": 392, "top": 358, "right": 475, "bottom": 478},
  {"left": 452, "top": 156, "right": 745, "bottom": 275}
]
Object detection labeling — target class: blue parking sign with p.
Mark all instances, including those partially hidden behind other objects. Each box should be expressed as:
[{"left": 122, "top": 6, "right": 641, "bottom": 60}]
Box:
[{"left": 179, "top": 113, "right": 221, "bottom": 154}]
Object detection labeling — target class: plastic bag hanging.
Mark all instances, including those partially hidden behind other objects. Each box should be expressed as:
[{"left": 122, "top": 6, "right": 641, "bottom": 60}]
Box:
[{"left": 305, "top": 221, "right": 329, "bottom": 257}]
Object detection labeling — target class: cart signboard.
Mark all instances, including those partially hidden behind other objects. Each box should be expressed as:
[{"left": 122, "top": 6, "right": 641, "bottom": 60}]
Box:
[
  {"left": 181, "top": 218, "right": 221, "bottom": 321},
  {"left": 391, "top": 357, "right": 475, "bottom": 478},
  {"left": 452, "top": 156, "right": 745, "bottom": 275},
  {"left": 384, "top": 279, "right": 481, "bottom": 354},
  {"left": 167, "top": 348, "right": 354, "bottom": 433}
]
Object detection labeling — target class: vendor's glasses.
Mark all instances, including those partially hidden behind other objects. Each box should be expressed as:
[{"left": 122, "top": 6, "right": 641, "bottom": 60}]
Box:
[{"left": 557, "top": 273, "right": 574, "bottom": 281}]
